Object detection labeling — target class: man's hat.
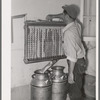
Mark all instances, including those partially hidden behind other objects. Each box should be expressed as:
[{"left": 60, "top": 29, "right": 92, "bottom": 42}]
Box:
[{"left": 62, "top": 4, "right": 80, "bottom": 19}]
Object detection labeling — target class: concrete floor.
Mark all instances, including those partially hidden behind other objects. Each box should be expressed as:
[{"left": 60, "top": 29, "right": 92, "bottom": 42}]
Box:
[{"left": 11, "top": 85, "right": 30, "bottom": 100}]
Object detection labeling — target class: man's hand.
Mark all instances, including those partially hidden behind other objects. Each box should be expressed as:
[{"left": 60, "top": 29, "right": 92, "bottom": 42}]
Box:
[
  {"left": 67, "top": 60, "right": 75, "bottom": 84},
  {"left": 46, "top": 15, "right": 53, "bottom": 21},
  {"left": 68, "top": 73, "right": 75, "bottom": 84},
  {"left": 46, "top": 13, "right": 64, "bottom": 22}
]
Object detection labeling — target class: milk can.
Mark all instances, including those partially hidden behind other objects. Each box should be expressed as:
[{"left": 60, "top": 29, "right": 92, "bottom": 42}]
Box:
[
  {"left": 31, "top": 69, "right": 52, "bottom": 100},
  {"left": 51, "top": 66, "right": 68, "bottom": 100}
]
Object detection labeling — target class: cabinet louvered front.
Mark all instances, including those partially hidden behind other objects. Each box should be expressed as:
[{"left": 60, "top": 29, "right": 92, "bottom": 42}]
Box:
[{"left": 24, "top": 20, "right": 66, "bottom": 64}]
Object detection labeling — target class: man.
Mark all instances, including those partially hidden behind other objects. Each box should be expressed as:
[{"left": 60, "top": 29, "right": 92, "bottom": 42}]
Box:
[{"left": 41, "top": 4, "right": 86, "bottom": 100}]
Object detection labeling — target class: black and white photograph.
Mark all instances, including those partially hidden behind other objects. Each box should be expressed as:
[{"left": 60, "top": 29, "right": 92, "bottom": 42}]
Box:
[{"left": 2, "top": 0, "right": 98, "bottom": 100}]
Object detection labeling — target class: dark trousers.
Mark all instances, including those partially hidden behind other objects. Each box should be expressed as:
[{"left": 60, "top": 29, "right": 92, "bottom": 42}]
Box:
[{"left": 67, "top": 58, "right": 86, "bottom": 100}]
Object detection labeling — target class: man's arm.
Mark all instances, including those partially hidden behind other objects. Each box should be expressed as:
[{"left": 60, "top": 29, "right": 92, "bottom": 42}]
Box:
[
  {"left": 68, "top": 60, "right": 76, "bottom": 84},
  {"left": 46, "top": 13, "right": 64, "bottom": 21}
]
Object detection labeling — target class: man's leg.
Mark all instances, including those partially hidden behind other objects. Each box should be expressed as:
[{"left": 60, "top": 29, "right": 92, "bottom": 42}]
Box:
[
  {"left": 68, "top": 61, "right": 84, "bottom": 100},
  {"left": 84, "top": 74, "right": 95, "bottom": 100}
]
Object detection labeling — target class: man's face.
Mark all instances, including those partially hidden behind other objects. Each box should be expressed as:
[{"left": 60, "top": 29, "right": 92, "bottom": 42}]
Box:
[{"left": 63, "top": 10, "right": 68, "bottom": 23}]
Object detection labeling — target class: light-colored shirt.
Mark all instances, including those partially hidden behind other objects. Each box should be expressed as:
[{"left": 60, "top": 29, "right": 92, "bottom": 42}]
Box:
[{"left": 62, "top": 21, "right": 85, "bottom": 62}]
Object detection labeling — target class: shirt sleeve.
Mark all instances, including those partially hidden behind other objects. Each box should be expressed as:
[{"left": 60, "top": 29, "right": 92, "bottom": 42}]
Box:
[{"left": 63, "top": 30, "right": 77, "bottom": 62}]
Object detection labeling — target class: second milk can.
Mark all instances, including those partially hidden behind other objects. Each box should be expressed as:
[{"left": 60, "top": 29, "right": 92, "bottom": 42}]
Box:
[
  {"left": 31, "top": 69, "right": 52, "bottom": 100},
  {"left": 51, "top": 66, "right": 68, "bottom": 100}
]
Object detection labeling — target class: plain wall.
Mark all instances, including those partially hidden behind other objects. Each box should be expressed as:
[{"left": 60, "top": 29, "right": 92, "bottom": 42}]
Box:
[{"left": 11, "top": 0, "right": 81, "bottom": 20}]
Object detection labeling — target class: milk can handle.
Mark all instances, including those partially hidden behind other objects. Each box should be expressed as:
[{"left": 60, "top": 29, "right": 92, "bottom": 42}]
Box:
[
  {"left": 32, "top": 74, "right": 36, "bottom": 78},
  {"left": 44, "top": 80, "right": 49, "bottom": 84},
  {"left": 60, "top": 74, "right": 68, "bottom": 80},
  {"left": 52, "top": 75, "right": 56, "bottom": 79}
]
